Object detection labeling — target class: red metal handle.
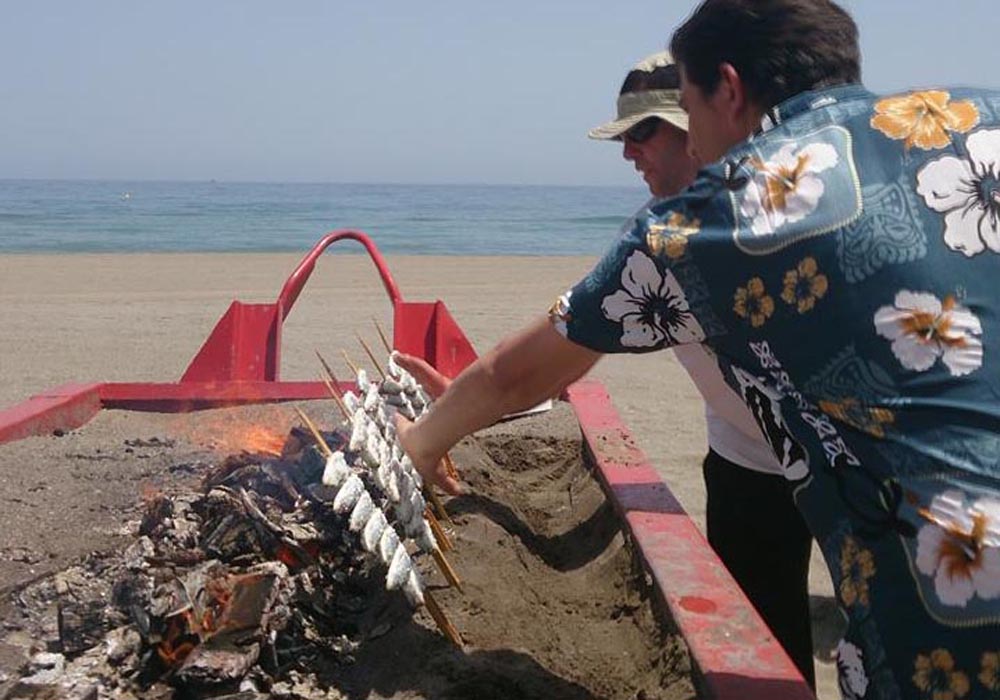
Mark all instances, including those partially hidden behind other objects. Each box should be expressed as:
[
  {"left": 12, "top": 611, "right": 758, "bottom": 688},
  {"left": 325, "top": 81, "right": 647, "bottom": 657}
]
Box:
[{"left": 276, "top": 230, "right": 403, "bottom": 320}]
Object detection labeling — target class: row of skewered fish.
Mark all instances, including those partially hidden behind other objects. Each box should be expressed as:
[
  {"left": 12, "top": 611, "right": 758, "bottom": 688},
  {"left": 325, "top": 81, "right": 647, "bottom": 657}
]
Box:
[{"left": 319, "top": 352, "right": 439, "bottom": 607}]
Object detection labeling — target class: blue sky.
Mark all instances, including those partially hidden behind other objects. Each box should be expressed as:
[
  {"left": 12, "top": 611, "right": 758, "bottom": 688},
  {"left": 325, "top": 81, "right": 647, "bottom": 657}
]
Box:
[{"left": 1, "top": 1, "right": 995, "bottom": 186}]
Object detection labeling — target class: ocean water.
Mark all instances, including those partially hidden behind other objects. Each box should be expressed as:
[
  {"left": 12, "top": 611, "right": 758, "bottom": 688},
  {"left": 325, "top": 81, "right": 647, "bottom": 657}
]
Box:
[{"left": 0, "top": 180, "right": 646, "bottom": 255}]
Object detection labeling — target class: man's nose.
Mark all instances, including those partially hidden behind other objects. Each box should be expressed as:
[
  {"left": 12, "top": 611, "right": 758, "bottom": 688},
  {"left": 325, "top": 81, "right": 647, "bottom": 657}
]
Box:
[{"left": 623, "top": 139, "right": 638, "bottom": 161}]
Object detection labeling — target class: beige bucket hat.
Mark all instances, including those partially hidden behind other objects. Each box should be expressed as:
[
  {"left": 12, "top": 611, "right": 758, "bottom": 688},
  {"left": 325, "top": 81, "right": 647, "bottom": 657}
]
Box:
[{"left": 588, "top": 51, "right": 688, "bottom": 140}]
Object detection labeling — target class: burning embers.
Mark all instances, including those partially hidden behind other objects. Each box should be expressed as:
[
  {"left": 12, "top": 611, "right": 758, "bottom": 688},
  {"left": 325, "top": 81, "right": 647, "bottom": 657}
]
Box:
[{"left": 3, "top": 338, "right": 464, "bottom": 699}]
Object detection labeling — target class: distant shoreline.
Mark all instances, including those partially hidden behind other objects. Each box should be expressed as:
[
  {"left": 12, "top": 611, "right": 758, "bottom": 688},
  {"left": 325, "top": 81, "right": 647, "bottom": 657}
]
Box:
[{"left": 0, "top": 180, "right": 641, "bottom": 256}]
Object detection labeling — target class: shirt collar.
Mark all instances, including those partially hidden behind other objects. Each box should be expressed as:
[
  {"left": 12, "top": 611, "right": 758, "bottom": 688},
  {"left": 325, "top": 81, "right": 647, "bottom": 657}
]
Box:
[{"left": 757, "top": 83, "right": 873, "bottom": 134}]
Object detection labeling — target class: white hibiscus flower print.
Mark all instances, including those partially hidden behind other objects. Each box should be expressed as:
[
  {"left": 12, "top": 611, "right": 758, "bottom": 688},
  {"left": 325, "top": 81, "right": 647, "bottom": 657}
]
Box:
[
  {"left": 601, "top": 250, "right": 705, "bottom": 348},
  {"left": 916, "top": 128, "right": 1000, "bottom": 257},
  {"left": 873, "top": 291, "right": 983, "bottom": 376},
  {"left": 740, "top": 142, "right": 840, "bottom": 235},
  {"left": 915, "top": 489, "right": 1000, "bottom": 607},
  {"left": 836, "top": 640, "right": 869, "bottom": 700}
]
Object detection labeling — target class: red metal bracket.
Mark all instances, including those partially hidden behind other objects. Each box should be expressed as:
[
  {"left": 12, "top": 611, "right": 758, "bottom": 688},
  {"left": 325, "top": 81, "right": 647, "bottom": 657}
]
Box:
[
  {"left": 0, "top": 231, "right": 477, "bottom": 442},
  {"left": 181, "top": 230, "right": 404, "bottom": 383}
]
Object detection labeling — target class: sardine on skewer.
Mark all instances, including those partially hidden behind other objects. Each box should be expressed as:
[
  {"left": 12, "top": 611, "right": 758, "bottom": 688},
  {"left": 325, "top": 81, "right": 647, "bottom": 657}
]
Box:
[{"left": 321, "top": 450, "right": 424, "bottom": 606}]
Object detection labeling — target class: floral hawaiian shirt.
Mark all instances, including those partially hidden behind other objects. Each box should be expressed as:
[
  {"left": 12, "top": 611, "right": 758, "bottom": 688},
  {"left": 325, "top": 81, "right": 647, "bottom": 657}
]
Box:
[{"left": 552, "top": 84, "right": 1000, "bottom": 700}]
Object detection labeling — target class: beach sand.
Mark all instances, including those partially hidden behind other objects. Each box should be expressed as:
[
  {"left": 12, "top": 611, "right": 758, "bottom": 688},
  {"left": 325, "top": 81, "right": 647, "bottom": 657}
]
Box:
[{"left": 0, "top": 252, "right": 839, "bottom": 698}]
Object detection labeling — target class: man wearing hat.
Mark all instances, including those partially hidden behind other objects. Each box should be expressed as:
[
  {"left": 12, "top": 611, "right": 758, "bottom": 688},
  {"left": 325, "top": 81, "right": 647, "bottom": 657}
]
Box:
[
  {"left": 588, "top": 51, "right": 816, "bottom": 689},
  {"left": 399, "top": 51, "right": 818, "bottom": 686}
]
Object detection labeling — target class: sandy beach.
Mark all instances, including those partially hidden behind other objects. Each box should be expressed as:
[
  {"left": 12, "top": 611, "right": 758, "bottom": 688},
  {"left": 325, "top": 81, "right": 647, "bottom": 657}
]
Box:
[{"left": 0, "top": 251, "right": 839, "bottom": 698}]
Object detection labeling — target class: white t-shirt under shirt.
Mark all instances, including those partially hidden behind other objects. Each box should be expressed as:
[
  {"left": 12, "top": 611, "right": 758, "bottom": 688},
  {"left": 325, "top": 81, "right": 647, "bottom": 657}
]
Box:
[{"left": 621, "top": 200, "right": 783, "bottom": 476}]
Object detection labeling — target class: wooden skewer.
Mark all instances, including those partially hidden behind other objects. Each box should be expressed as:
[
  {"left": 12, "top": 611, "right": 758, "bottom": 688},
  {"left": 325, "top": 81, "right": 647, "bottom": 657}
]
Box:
[
  {"left": 294, "top": 407, "right": 332, "bottom": 458},
  {"left": 426, "top": 485, "right": 454, "bottom": 527},
  {"left": 357, "top": 334, "right": 387, "bottom": 380},
  {"left": 315, "top": 350, "right": 344, "bottom": 390},
  {"left": 431, "top": 548, "right": 463, "bottom": 593},
  {"left": 373, "top": 318, "right": 392, "bottom": 354},
  {"left": 319, "top": 373, "right": 351, "bottom": 420},
  {"left": 422, "top": 510, "right": 463, "bottom": 584},
  {"left": 443, "top": 453, "right": 459, "bottom": 481},
  {"left": 424, "top": 590, "right": 462, "bottom": 647},
  {"left": 341, "top": 350, "right": 361, "bottom": 377},
  {"left": 425, "top": 505, "right": 453, "bottom": 550}
]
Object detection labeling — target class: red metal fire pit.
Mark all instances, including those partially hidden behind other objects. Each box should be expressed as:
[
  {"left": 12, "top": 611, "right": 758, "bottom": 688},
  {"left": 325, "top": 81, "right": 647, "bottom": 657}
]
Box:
[{"left": 0, "top": 232, "right": 815, "bottom": 699}]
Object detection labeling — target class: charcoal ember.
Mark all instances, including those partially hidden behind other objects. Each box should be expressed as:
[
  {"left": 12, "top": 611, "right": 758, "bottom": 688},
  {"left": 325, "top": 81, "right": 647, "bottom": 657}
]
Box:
[
  {"left": 174, "top": 640, "right": 260, "bottom": 688},
  {"left": 213, "top": 563, "right": 291, "bottom": 641},
  {"left": 202, "top": 513, "right": 270, "bottom": 562},
  {"left": 149, "top": 560, "right": 226, "bottom": 620},
  {"left": 104, "top": 626, "right": 142, "bottom": 665},
  {"left": 23, "top": 652, "right": 65, "bottom": 683},
  {"left": 279, "top": 520, "right": 320, "bottom": 544},
  {"left": 136, "top": 682, "right": 175, "bottom": 699},
  {"left": 2, "top": 682, "right": 97, "bottom": 700},
  {"left": 111, "top": 572, "right": 154, "bottom": 638},
  {"left": 123, "top": 537, "right": 155, "bottom": 571},
  {"left": 201, "top": 454, "right": 260, "bottom": 490},
  {"left": 54, "top": 570, "right": 113, "bottom": 655},
  {"left": 170, "top": 494, "right": 197, "bottom": 521},
  {"left": 56, "top": 598, "right": 106, "bottom": 656},
  {"left": 139, "top": 495, "right": 173, "bottom": 537},
  {"left": 200, "top": 458, "right": 302, "bottom": 515},
  {"left": 199, "top": 485, "right": 279, "bottom": 561},
  {"left": 270, "top": 669, "right": 347, "bottom": 699},
  {"left": 306, "top": 483, "right": 338, "bottom": 503},
  {"left": 7, "top": 652, "right": 97, "bottom": 700}
]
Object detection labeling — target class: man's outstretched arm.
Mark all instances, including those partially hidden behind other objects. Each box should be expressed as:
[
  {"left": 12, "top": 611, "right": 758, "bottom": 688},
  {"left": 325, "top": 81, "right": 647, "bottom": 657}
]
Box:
[{"left": 397, "top": 316, "right": 601, "bottom": 493}]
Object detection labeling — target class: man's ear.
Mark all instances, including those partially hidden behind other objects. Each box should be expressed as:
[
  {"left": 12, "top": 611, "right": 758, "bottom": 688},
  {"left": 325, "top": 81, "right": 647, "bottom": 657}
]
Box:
[{"left": 717, "top": 62, "right": 750, "bottom": 126}]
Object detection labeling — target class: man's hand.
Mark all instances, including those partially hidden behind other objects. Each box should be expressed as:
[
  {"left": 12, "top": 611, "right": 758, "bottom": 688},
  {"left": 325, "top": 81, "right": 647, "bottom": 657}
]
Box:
[
  {"left": 394, "top": 353, "right": 450, "bottom": 399},
  {"left": 395, "top": 414, "right": 463, "bottom": 495}
]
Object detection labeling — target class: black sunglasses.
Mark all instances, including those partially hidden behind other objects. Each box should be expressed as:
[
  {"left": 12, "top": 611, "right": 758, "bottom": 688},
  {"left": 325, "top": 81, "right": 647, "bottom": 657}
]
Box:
[{"left": 621, "top": 117, "right": 661, "bottom": 144}]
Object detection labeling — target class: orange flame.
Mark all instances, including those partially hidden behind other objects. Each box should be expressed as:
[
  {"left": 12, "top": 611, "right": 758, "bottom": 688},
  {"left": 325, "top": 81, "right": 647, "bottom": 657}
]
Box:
[
  {"left": 242, "top": 425, "right": 288, "bottom": 456},
  {"left": 171, "top": 408, "right": 293, "bottom": 456}
]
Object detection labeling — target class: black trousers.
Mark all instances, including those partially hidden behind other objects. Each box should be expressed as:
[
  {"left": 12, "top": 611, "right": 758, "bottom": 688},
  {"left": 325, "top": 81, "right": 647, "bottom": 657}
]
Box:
[{"left": 703, "top": 448, "right": 816, "bottom": 690}]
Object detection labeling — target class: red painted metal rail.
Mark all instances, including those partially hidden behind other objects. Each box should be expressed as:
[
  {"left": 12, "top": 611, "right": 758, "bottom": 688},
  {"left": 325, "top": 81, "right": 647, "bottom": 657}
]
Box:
[{"left": 565, "top": 381, "right": 815, "bottom": 700}]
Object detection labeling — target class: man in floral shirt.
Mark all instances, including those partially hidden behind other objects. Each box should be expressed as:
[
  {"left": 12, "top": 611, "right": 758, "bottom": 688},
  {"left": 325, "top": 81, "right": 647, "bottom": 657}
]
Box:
[{"left": 398, "top": 0, "right": 1000, "bottom": 697}]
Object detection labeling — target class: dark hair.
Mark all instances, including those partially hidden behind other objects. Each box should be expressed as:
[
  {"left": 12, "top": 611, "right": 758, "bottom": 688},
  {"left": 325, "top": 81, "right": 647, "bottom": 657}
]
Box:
[
  {"left": 620, "top": 62, "right": 681, "bottom": 96},
  {"left": 670, "top": 0, "right": 860, "bottom": 110}
]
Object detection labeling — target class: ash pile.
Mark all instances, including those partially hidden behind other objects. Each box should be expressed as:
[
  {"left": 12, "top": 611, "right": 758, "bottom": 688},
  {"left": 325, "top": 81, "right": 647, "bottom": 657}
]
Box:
[{"left": 2, "top": 350, "right": 462, "bottom": 700}]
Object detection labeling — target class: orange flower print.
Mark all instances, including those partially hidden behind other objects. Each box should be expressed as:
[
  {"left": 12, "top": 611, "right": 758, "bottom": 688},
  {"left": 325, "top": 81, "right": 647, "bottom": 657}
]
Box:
[
  {"left": 838, "top": 536, "right": 876, "bottom": 608},
  {"left": 980, "top": 651, "right": 1000, "bottom": 692},
  {"left": 780, "top": 257, "right": 829, "bottom": 313},
  {"left": 912, "top": 649, "right": 971, "bottom": 700},
  {"left": 819, "top": 397, "right": 895, "bottom": 439},
  {"left": 548, "top": 291, "right": 572, "bottom": 336},
  {"left": 871, "top": 90, "right": 979, "bottom": 151},
  {"left": 733, "top": 277, "right": 774, "bottom": 328},
  {"left": 647, "top": 211, "right": 701, "bottom": 260}
]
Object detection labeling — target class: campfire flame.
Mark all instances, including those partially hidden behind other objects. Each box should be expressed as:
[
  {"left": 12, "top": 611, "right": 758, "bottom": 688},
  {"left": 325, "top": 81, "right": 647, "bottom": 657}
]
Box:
[
  {"left": 238, "top": 425, "right": 287, "bottom": 456},
  {"left": 175, "top": 410, "right": 291, "bottom": 456}
]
